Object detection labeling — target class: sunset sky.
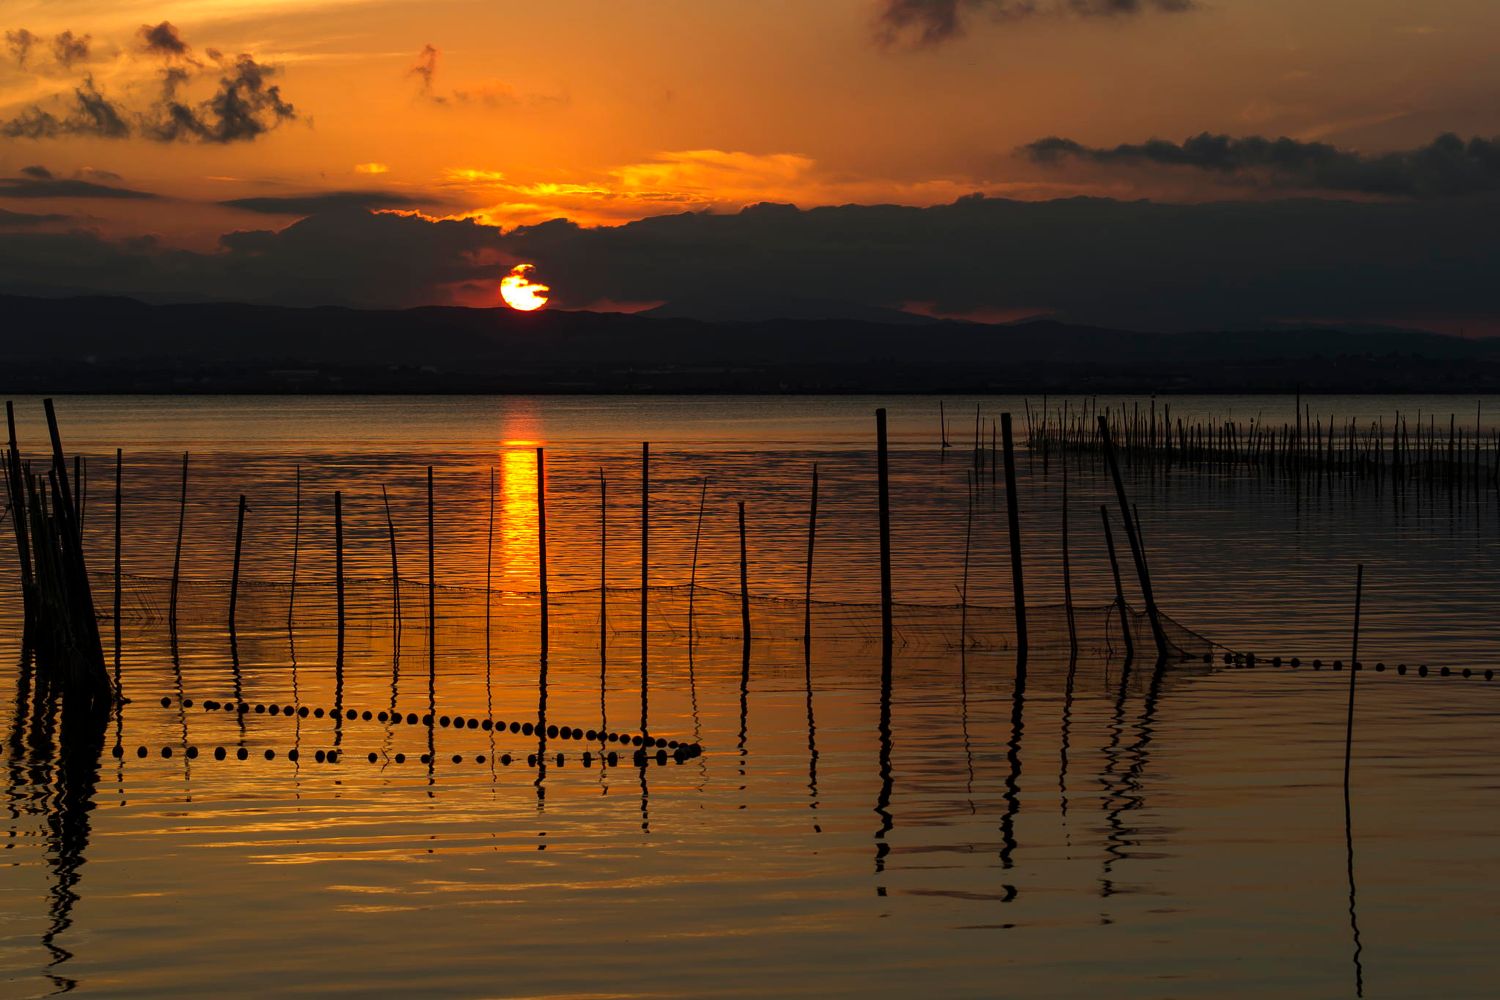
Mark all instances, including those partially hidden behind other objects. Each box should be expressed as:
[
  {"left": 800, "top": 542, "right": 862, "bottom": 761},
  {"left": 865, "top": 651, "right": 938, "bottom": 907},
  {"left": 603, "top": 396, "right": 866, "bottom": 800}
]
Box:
[{"left": 2, "top": 0, "right": 1498, "bottom": 329}]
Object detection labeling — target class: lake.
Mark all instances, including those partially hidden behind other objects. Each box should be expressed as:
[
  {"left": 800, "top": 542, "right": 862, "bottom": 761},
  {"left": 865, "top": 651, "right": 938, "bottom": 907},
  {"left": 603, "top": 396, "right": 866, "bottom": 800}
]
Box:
[{"left": 3, "top": 394, "right": 1499, "bottom": 997}]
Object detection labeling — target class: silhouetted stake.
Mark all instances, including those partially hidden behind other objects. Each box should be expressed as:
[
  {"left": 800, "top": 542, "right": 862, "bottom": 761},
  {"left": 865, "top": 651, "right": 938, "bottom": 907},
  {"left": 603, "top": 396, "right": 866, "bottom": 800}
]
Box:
[
  {"left": 991, "top": 420, "right": 997, "bottom": 486},
  {"left": 536, "top": 449, "right": 548, "bottom": 659},
  {"left": 1000, "top": 413, "right": 1027, "bottom": 662},
  {"left": 427, "top": 466, "right": 436, "bottom": 672},
  {"left": 1345, "top": 563, "right": 1363, "bottom": 791},
  {"left": 43, "top": 399, "right": 76, "bottom": 526},
  {"left": 876, "top": 408, "right": 893, "bottom": 654},
  {"left": 75, "top": 454, "right": 85, "bottom": 529},
  {"left": 598, "top": 468, "right": 607, "bottom": 648},
  {"left": 169, "top": 452, "right": 187, "bottom": 633},
  {"left": 288, "top": 465, "right": 300, "bottom": 630},
  {"left": 1100, "top": 505, "right": 1134, "bottom": 663},
  {"left": 973, "top": 404, "right": 982, "bottom": 471},
  {"left": 641, "top": 442, "right": 649, "bottom": 692},
  {"left": 961, "top": 470, "right": 973, "bottom": 646},
  {"left": 738, "top": 500, "right": 751, "bottom": 646},
  {"left": 1062, "top": 459, "right": 1077, "bottom": 657},
  {"left": 1096, "top": 415, "right": 1169, "bottom": 660},
  {"left": 486, "top": 466, "right": 495, "bottom": 647},
  {"left": 688, "top": 476, "right": 707, "bottom": 639},
  {"left": 1345, "top": 562, "right": 1365, "bottom": 998},
  {"left": 5, "top": 403, "right": 36, "bottom": 611},
  {"left": 381, "top": 484, "right": 400, "bottom": 628},
  {"left": 939, "top": 401, "right": 950, "bottom": 449},
  {"left": 228, "top": 495, "right": 246, "bottom": 637},
  {"left": 804, "top": 463, "right": 818, "bottom": 646},
  {"left": 334, "top": 490, "right": 346, "bottom": 649},
  {"left": 113, "top": 448, "right": 121, "bottom": 665}
]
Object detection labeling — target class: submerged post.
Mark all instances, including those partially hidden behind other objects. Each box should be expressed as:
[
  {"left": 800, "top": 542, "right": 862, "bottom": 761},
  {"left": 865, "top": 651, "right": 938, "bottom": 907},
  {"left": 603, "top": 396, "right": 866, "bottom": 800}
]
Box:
[
  {"left": 1097, "top": 415, "right": 1169, "bottom": 660},
  {"left": 288, "top": 465, "right": 300, "bottom": 630},
  {"left": 688, "top": 476, "right": 707, "bottom": 639},
  {"left": 113, "top": 448, "right": 122, "bottom": 661},
  {"left": 1000, "top": 414, "right": 1027, "bottom": 662},
  {"left": 641, "top": 442, "right": 649, "bottom": 679},
  {"left": 598, "top": 468, "right": 607, "bottom": 648},
  {"left": 1100, "top": 505, "right": 1134, "bottom": 663},
  {"left": 229, "top": 495, "right": 247, "bottom": 636},
  {"left": 1062, "top": 459, "right": 1077, "bottom": 657},
  {"left": 876, "top": 408, "right": 893, "bottom": 654},
  {"left": 169, "top": 452, "right": 187, "bottom": 633}
]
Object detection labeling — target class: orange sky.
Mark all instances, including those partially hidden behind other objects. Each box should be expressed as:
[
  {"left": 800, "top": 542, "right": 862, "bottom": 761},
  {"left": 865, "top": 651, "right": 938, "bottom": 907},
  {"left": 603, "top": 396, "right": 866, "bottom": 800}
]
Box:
[{"left": 3, "top": 0, "right": 1499, "bottom": 244}]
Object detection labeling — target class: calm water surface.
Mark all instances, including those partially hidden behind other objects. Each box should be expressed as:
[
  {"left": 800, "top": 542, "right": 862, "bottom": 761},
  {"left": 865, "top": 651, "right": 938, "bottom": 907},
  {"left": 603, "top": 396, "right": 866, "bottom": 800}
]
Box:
[{"left": 3, "top": 394, "right": 1499, "bottom": 998}]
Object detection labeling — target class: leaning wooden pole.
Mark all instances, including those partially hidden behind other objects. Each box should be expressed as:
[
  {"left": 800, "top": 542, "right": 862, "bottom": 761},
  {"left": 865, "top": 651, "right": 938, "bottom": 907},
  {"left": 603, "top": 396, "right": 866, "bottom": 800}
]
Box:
[
  {"left": 228, "top": 495, "right": 247, "bottom": 637},
  {"left": 1000, "top": 413, "right": 1027, "bottom": 663},
  {"left": 1096, "top": 415, "right": 1170, "bottom": 660},
  {"left": 1100, "top": 505, "right": 1135, "bottom": 663},
  {"left": 688, "top": 476, "right": 707, "bottom": 639},
  {"left": 168, "top": 452, "right": 188, "bottom": 633},
  {"left": 381, "top": 484, "right": 400, "bottom": 629},
  {"left": 334, "top": 490, "right": 346, "bottom": 650},
  {"left": 641, "top": 442, "right": 649, "bottom": 695},
  {"left": 1061, "top": 458, "right": 1078, "bottom": 657},
  {"left": 288, "top": 465, "right": 300, "bottom": 631},
  {"left": 1344, "top": 563, "right": 1364, "bottom": 793},
  {"left": 598, "top": 468, "right": 607, "bottom": 648},
  {"left": 876, "top": 408, "right": 893, "bottom": 654}
]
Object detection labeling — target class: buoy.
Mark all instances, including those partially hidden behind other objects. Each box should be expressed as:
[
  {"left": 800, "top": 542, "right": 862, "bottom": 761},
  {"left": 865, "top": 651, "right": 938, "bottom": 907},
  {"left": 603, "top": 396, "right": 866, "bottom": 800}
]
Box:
[
  {"left": 111, "top": 745, "right": 123, "bottom": 758},
  {"left": 314, "top": 708, "right": 325, "bottom": 718},
  {"left": 299, "top": 707, "right": 309, "bottom": 718},
  {"left": 527, "top": 754, "right": 537, "bottom": 766},
  {"left": 586, "top": 730, "right": 598, "bottom": 741},
  {"left": 1441, "top": 667, "right": 1451, "bottom": 676},
  {"left": 368, "top": 752, "right": 378, "bottom": 763},
  {"left": 440, "top": 716, "right": 451, "bottom": 728},
  {"left": 522, "top": 723, "right": 534, "bottom": 736},
  {"left": 1463, "top": 669, "right": 1472, "bottom": 678},
  {"left": 236, "top": 748, "right": 248, "bottom": 760},
  {"left": 187, "top": 746, "right": 199, "bottom": 758},
  {"left": 395, "top": 753, "right": 405, "bottom": 763},
  {"left": 655, "top": 750, "right": 667, "bottom": 764},
  {"left": 315, "top": 750, "right": 326, "bottom": 762},
  {"left": 161, "top": 746, "right": 172, "bottom": 758},
  {"left": 378, "top": 712, "right": 388, "bottom": 722},
  {"left": 475, "top": 754, "right": 485, "bottom": 764},
  {"left": 136, "top": 745, "right": 147, "bottom": 757},
  {"left": 501, "top": 754, "right": 512, "bottom": 765},
  {"left": 583, "top": 752, "right": 593, "bottom": 766},
  {"left": 160, "top": 696, "right": 172, "bottom": 707},
  {"left": 555, "top": 753, "right": 564, "bottom": 766},
  {"left": 481, "top": 720, "right": 492, "bottom": 731},
  {"left": 1398, "top": 665, "right": 1407, "bottom": 674},
  {"left": 419, "top": 754, "right": 431, "bottom": 764},
  {"left": 407, "top": 713, "right": 418, "bottom": 725},
  {"left": 264, "top": 749, "right": 275, "bottom": 760},
  {"left": 547, "top": 725, "right": 558, "bottom": 738},
  {"left": 254, "top": 704, "right": 265, "bottom": 713},
  {"left": 327, "top": 751, "right": 338, "bottom": 763},
  {"left": 1376, "top": 663, "right": 1385, "bottom": 672},
  {"left": 362, "top": 711, "right": 372, "bottom": 721},
  {"left": 606, "top": 752, "right": 618, "bottom": 766},
  {"left": 214, "top": 747, "right": 226, "bottom": 760},
  {"left": 467, "top": 719, "right": 478, "bottom": 730},
  {"left": 288, "top": 749, "right": 299, "bottom": 761},
  {"left": 509, "top": 722, "right": 520, "bottom": 734},
  {"left": 1419, "top": 665, "right": 1429, "bottom": 676},
  {"left": 184, "top": 699, "right": 194, "bottom": 708},
  {"left": 268, "top": 704, "right": 279, "bottom": 715},
  {"left": 346, "top": 709, "right": 357, "bottom": 720}
]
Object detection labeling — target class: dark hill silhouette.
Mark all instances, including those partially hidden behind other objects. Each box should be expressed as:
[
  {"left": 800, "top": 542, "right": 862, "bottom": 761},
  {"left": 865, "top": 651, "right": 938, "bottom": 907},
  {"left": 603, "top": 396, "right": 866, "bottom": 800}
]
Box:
[{"left": 2, "top": 294, "right": 1499, "bottom": 393}]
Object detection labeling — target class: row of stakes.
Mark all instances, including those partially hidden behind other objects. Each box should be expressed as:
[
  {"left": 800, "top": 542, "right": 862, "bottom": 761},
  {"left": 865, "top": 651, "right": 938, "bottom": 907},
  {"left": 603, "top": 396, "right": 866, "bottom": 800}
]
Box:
[
  {"left": 155, "top": 696, "right": 704, "bottom": 754},
  {"left": 1215, "top": 651, "right": 1497, "bottom": 680},
  {"left": 112, "top": 743, "right": 681, "bottom": 767}
]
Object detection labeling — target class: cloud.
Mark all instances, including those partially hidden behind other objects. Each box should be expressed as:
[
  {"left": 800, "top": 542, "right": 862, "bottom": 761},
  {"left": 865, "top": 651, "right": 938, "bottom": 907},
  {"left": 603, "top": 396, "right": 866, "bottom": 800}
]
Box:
[
  {"left": 1, "top": 194, "right": 1496, "bottom": 331},
  {"left": 220, "top": 190, "right": 435, "bottom": 215},
  {"left": 0, "top": 207, "right": 70, "bottom": 227},
  {"left": 0, "top": 77, "right": 130, "bottom": 139},
  {"left": 137, "top": 21, "right": 192, "bottom": 59},
  {"left": 6, "top": 28, "right": 39, "bottom": 66},
  {"left": 1022, "top": 131, "right": 1500, "bottom": 198},
  {"left": 51, "top": 30, "right": 91, "bottom": 68},
  {"left": 0, "top": 174, "right": 158, "bottom": 199},
  {"left": 877, "top": 0, "right": 1193, "bottom": 47},
  {"left": 143, "top": 54, "right": 296, "bottom": 143},
  {"left": 409, "top": 43, "right": 438, "bottom": 95}
]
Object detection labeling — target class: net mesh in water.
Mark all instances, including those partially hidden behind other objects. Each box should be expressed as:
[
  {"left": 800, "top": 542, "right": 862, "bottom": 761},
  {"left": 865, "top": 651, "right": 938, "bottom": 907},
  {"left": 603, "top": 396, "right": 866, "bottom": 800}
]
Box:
[{"left": 94, "top": 572, "right": 1224, "bottom": 658}]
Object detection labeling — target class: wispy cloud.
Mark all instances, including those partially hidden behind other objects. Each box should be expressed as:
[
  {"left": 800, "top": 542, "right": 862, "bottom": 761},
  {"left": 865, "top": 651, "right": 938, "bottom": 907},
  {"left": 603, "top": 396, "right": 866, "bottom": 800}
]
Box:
[{"left": 877, "top": 0, "right": 1194, "bottom": 48}]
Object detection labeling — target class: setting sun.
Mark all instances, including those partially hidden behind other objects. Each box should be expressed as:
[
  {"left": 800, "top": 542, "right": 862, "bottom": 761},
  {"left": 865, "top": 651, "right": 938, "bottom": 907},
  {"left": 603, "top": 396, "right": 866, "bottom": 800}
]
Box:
[{"left": 500, "top": 263, "right": 550, "bottom": 311}]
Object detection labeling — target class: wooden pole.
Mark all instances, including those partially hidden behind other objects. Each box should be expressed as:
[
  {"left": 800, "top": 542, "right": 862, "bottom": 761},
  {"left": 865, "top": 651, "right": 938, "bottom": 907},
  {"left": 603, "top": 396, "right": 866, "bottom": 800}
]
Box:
[
  {"left": 876, "top": 408, "right": 893, "bottom": 654},
  {"left": 1000, "top": 414, "right": 1027, "bottom": 661},
  {"left": 1062, "top": 458, "right": 1077, "bottom": 657},
  {"left": 334, "top": 490, "right": 346, "bottom": 648},
  {"left": 113, "top": 448, "right": 121, "bottom": 661},
  {"left": 641, "top": 442, "right": 649, "bottom": 686},
  {"left": 1100, "top": 505, "right": 1134, "bottom": 663},
  {"left": 1096, "top": 415, "right": 1169, "bottom": 660},
  {"left": 598, "top": 468, "right": 607, "bottom": 648},
  {"left": 486, "top": 466, "right": 495, "bottom": 645},
  {"left": 536, "top": 449, "right": 547, "bottom": 659},
  {"left": 738, "top": 500, "right": 750, "bottom": 645},
  {"left": 228, "top": 495, "right": 246, "bottom": 636},
  {"left": 804, "top": 463, "right": 818, "bottom": 647},
  {"left": 1344, "top": 563, "right": 1364, "bottom": 791},
  {"left": 688, "top": 476, "right": 707, "bottom": 639},
  {"left": 288, "top": 465, "right": 300, "bottom": 630},
  {"left": 169, "top": 452, "right": 187, "bottom": 633},
  {"left": 381, "top": 484, "right": 400, "bottom": 628},
  {"left": 426, "top": 466, "right": 435, "bottom": 673}
]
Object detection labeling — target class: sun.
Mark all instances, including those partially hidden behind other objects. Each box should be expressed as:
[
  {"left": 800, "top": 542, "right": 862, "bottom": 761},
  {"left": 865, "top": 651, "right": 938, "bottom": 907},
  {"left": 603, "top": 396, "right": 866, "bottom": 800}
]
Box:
[{"left": 500, "top": 263, "right": 550, "bottom": 312}]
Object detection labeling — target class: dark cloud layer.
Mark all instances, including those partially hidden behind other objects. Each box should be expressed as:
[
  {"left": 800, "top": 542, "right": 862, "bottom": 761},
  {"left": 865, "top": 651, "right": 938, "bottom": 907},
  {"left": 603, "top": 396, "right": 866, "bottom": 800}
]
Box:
[
  {"left": 0, "top": 78, "right": 130, "bottom": 138},
  {"left": 0, "top": 195, "right": 1496, "bottom": 331},
  {"left": 1024, "top": 131, "right": 1500, "bottom": 198},
  {"left": 0, "top": 207, "right": 69, "bottom": 227},
  {"left": 879, "top": 0, "right": 1192, "bottom": 46},
  {"left": 0, "top": 174, "right": 157, "bottom": 199},
  {"left": 220, "top": 191, "right": 434, "bottom": 215},
  {"left": 143, "top": 54, "right": 296, "bottom": 143},
  {"left": 137, "top": 21, "right": 191, "bottom": 58}
]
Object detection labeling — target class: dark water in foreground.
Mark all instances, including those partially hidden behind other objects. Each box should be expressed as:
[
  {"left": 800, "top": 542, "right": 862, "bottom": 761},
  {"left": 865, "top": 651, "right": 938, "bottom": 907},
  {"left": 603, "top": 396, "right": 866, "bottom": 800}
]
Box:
[{"left": 4, "top": 394, "right": 1500, "bottom": 997}]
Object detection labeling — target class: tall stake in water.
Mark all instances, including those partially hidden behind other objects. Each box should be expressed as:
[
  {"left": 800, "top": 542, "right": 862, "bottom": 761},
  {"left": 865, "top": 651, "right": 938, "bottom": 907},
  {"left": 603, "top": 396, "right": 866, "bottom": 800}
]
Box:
[
  {"left": 228, "top": 495, "right": 246, "bottom": 638},
  {"left": 536, "top": 449, "right": 548, "bottom": 660},
  {"left": 876, "top": 408, "right": 893, "bottom": 654},
  {"left": 1345, "top": 562, "right": 1365, "bottom": 997},
  {"left": 804, "top": 464, "right": 818, "bottom": 647},
  {"left": 688, "top": 476, "right": 707, "bottom": 640},
  {"left": 169, "top": 452, "right": 187, "bottom": 634},
  {"left": 1000, "top": 413, "right": 1027, "bottom": 663}
]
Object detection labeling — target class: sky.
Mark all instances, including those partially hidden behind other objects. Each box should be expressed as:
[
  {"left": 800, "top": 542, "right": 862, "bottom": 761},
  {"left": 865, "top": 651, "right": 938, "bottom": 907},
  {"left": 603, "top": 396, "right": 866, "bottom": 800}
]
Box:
[{"left": 1, "top": 0, "right": 1498, "bottom": 331}]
